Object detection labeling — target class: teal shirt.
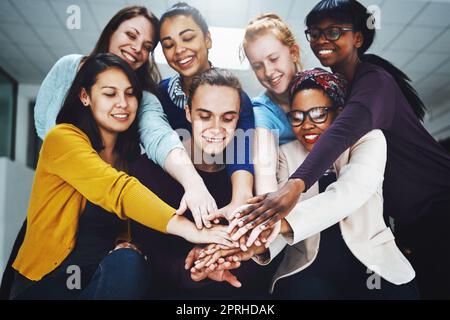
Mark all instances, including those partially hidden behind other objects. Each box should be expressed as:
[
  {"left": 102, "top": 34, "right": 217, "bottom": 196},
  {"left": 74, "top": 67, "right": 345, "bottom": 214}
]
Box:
[
  {"left": 33, "top": 54, "right": 183, "bottom": 168},
  {"left": 252, "top": 92, "right": 296, "bottom": 145}
]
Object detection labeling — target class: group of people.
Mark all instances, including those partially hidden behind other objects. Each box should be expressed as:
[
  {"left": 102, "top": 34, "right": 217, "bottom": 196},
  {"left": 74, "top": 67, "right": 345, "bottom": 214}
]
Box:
[{"left": 1, "top": 0, "right": 450, "bottom": 300}]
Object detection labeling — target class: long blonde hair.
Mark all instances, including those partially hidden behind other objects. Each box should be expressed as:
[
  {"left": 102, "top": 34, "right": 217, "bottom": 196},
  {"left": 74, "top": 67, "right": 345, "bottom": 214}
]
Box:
[{"left": 241, "top": 13, "right": 302, "bottom": 71}]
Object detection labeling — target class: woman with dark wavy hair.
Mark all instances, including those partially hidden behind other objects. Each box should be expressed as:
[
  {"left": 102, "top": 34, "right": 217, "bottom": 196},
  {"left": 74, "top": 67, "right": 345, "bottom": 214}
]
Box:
[
  {"left": 9, "top": 53, "right": 232, "bottom": 300},
  {"left": 157, "top": 3, "right": 256, "bottom": 226},
  {"left": 34, "top": 5, "right": 219, "bottom": 230}
]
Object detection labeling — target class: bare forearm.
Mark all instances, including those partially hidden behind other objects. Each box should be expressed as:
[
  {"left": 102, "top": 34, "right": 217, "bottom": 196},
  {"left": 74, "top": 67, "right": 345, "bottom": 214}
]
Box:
[
  {"left": 166, "top": 215, "right": 193, "bottom": 240},
  {"left": 230, "top": 170, "right": 254, "bottom": 204},
  {"left": 163, "top": 147, "right": 204, "bottom": 189},
  {"left": 253, "top": 128, "right": 279, "bottom": 195}
]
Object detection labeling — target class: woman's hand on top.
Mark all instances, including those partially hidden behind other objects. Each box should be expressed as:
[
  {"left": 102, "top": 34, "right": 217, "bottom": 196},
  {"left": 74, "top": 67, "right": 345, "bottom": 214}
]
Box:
[
  {"left": 227, "top": 179, "right": 304, "bottom": 241},
  {"left": 205, "top": 200, "right": 251, "bottom": 224},
  {"left": 176, "top": 181, "right": 218, "bottom": 229},
  {"left": 173, "top": 215, "right": 238, "bottom": 247}
]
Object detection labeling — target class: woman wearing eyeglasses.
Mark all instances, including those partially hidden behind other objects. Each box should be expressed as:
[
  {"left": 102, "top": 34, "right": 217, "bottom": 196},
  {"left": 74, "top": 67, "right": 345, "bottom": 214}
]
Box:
[
  {"left": 195, "top": 69, "right": 417, "bottom": 299},
  {"left": 230, "top": 0, "right": 450, "bottom": 299},
  {"left": 269, "top": 69, "right": 417, "bottom": 299}
]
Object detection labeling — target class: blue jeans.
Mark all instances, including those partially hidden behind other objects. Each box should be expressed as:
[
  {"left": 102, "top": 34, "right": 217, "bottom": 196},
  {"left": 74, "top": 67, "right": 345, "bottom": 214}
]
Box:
[
  {"left": 11, "top": 248, "right": 151, "bottom": 300},
  {"left": 78, "top": 248, "right": 151, "bottom": 300}
]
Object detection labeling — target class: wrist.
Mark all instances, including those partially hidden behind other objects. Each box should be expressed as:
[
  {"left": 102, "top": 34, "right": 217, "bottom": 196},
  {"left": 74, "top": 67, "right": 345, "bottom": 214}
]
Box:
[
  {"left": 166, "top": 215, "right": 181, "bottom": 235},
  {"left": 254, "top": 244, "right": 268, "bottom": 255},
  {"left": 184, "top": 176, "right": 207, "bottom": 192},
  {"left": 167, "top": 215, "right": 190, "bottom": 239},
  {"left": 288, "top": 178, "right": 305, "bottom": 193},
  {"left": 280, "top": 219, "right": 293, "bottom": 235},
  {"left": 231, "top": 193, "right": 252, "bottom": 206}
]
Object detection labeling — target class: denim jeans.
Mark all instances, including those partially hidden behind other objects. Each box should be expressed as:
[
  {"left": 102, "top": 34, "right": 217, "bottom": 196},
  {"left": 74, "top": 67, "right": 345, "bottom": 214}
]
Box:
[{"left": 11, "top": 248, "right": 151, "bottom": 300}]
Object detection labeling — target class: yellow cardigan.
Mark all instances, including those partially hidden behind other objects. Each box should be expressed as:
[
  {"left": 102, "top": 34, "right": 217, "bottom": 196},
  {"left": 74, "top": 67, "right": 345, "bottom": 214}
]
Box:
[{"left": 13, "top": 124, "right": 176, "bottom": 281}]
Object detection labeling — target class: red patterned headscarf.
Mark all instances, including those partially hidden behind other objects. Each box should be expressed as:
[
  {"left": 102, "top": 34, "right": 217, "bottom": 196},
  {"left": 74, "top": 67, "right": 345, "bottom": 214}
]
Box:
[{"left": 289, "top": 68, "right": 348, "bottom": 107}]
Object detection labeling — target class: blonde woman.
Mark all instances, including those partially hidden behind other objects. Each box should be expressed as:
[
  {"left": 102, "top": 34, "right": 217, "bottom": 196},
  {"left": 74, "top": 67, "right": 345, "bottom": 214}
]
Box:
[
  {"left": 241, "top": 14, "right": 301, "bottom": 243},
  {"left": 242, "top": 14, "right": 301, "bottom": 196}
]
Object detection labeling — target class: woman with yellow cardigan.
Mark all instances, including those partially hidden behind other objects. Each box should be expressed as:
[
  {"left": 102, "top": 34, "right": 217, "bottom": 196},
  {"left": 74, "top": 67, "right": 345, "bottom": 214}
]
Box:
[{"left": 9, "top": 53, "right": 233, "bottom": 300}]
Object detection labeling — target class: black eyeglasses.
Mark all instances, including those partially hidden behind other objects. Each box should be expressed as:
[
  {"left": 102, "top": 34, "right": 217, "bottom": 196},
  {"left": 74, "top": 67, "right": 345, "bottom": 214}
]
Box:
[
  {"left": 305, "top": 26, "right": 353, "bottom": 42},
  {"left": 286, "top": 106, "right": 336, "bottom": 127}
]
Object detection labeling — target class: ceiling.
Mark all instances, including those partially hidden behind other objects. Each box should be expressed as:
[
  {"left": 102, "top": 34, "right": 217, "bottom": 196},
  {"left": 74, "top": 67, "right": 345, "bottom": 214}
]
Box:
[{"left": 1, "top": 0, "right": 450, "bottom": 108}]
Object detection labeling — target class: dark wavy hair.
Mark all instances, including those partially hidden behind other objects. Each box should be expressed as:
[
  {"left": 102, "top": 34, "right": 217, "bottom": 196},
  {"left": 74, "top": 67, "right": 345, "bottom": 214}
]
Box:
[
  {"left": 306, "top": 0, "right": 426, "bottom": 121},
  {"left": 159, "top": 2, "right": 210, "bottom": 36},
  {"left": 89, "top": 5, "right": 161, "bottom": 95},
  {"left": 56, "top": 53, "right": 142, "bottom": 170}
]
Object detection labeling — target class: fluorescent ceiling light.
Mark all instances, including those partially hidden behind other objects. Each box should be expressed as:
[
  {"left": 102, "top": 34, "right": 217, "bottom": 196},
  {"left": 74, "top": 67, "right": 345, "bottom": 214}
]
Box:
[{"left": 155, "top": 26, "right": 250, "bottom": 70}]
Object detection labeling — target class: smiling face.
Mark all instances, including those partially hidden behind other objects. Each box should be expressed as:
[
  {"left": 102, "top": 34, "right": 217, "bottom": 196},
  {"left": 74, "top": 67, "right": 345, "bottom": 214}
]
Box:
[
  {"left": 80, "top": 67, "right": 138, "bottom": 138},
  {"left": 308, "top": 18, "right": 362, "bottom": 69},
  {"left": 160, "top": 15, "right": 212, "bottom": 78},
  {"left": 185, "top": 84, "right": 240, "bottom": 158},
  {"left": 108, "top": 16, "right": 155, "bottom": 70},
  {"left": 245, "top": 32, "right": 299, "bottom": 96},
  {"left": 290, "top": 88, "right": 338, "bottom": 152}
]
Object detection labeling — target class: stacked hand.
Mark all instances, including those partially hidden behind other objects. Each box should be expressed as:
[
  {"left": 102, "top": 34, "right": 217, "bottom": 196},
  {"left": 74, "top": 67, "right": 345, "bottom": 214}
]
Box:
[
  {"left": 176, "top": 183, "right": 218, "bottom": 229},
  {"left": 178, "top": 180, "right": 305, "bottom": 288},
  {"left": 184, "top": 230, "right": 272, "bottom": 288},
  {"left": 226, "top": 179, "right": 304, "bottom": 247},
  {"left": 185, "top": 244, "right": 241, "bottom": 288}
]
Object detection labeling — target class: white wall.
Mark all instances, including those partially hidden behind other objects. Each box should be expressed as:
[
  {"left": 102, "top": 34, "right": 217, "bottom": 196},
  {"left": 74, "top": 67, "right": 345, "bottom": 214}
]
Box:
[
  {"left": 0, "top": 158, "right": 34, "bottom": 275},
  {"left": 424, "top": 102, "right": 450, "bottom": 141},
  {"left": 0, "top": 83, "right": 39, "bottom": 276},
  {"left": 14, "top": 84, "right": 40, "bottom": 166}
]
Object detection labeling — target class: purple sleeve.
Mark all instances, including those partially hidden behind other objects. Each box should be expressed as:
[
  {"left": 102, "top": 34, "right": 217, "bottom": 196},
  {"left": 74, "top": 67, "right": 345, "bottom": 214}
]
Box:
[{"left": 290, "top": 66, "right": 396, "bottom": 190}]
